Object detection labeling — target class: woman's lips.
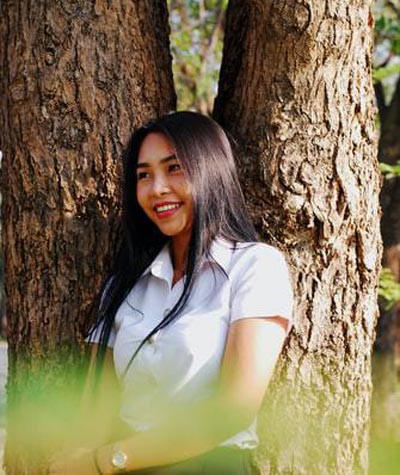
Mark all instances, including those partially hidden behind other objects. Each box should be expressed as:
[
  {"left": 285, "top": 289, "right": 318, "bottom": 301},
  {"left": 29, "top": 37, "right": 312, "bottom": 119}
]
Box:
[{"left": 153, "top": 202, "right": 183, "bottom": 219}]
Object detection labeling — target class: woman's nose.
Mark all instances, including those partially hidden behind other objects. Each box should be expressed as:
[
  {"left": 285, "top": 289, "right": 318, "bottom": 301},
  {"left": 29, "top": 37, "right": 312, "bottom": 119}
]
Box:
[{"left": 152, "top": 173, "right": 171, "bottom": 195}]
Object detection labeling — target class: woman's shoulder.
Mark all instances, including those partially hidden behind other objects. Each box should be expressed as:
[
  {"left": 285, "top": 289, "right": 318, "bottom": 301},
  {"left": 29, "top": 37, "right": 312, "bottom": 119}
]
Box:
[
  {"left": 230, "top": 240, "right": 288, "bottom": 267},
  {"left": 209, "top": 237, "right": 290, "bottom": 280},
  {"left": 223, "top": 239, "right": 294, "bottom": 323}
]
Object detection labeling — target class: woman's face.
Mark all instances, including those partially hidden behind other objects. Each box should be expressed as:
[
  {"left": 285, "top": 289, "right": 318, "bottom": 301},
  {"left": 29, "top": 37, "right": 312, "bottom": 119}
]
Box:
[{"left": 136, "top": 132, "right": 193, "bottom": 241}]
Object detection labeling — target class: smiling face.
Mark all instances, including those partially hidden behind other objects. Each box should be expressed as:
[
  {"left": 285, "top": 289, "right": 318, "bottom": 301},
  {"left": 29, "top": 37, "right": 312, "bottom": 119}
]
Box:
[{"left": 136, "top": 132, "right": 193, "bottom": 243}]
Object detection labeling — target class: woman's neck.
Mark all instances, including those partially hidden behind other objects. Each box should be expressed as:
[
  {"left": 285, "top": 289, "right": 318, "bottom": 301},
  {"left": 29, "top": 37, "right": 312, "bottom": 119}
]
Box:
[{"left": 170, "top": 233, "right": 190, "bottom": 273}]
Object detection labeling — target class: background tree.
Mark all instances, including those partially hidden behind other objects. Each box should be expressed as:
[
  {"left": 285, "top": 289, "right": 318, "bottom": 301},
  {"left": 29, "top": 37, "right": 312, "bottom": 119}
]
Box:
[
  {"left": 371, "top": 0, "right": 400, "bottom": 444},
  {"left": 374, "top": 0, "right": 400, "bottom": 362},
  {"left": 214, "top": 1, "right": 381, "bottom": 474},
  {"left": 0, "top": 1, "right": 175, "bottom": 473}
]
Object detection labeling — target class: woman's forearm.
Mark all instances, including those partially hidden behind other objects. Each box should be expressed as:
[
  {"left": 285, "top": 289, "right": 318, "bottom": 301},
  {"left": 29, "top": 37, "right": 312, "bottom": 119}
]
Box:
[
  {"left": 75, "top": 346, "right": 121, "bottom": 448},
  {"left": 94, "top": 395, "right": 253, "bottom": 474}
]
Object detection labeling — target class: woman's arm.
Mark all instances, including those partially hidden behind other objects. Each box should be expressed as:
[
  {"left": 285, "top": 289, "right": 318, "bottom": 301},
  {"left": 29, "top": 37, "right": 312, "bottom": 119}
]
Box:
[
  {"left": 218, "top": 316, "right": 288, "bottom": 427},
  {"left": 92, "top": 317, "right": 287, "bottom": 474},
  {"left": 75, "top": 343, "right": 122, "bottom": 448},
  {"left": 49, "top": 317, "right": 287, "bottom": 474}
]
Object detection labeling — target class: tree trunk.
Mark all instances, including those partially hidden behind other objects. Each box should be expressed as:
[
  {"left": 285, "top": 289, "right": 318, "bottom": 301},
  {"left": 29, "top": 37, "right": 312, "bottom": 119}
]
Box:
[
  {"left": 214, "top": 1, "right": 381, "bottom": 474},
  {"left": 0, "top": 1, "right": 175, "bottom": 473}
]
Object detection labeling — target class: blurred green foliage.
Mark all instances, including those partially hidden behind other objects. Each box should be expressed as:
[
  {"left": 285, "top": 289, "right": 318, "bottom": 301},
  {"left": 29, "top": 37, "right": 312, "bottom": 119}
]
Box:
[
  {"left": 380, "top": 161, "right": 400, "bottom": 179},
  {"left": 373, "top": 1, "right": 400, "bottom": 315},
  {"left": 379, "top": 267, "right": 400, "bottom": 310},
  {"left": 379, "top": 157, "right": 400, "bottom": 310},
  {"left": 374, "top": 7, "right": 400, "bottom": 56},
  {"left": 373, "top": 0, "right": 400, "bottom": 98},
  {"left": 370, "top": 437, "right": 400, "bottom": 475},
  {"left": 168, "top": 0, "right": 227, "bottom": 113},
  {"left": 373, "top": 62, "right": 400, "bottom": 82}
]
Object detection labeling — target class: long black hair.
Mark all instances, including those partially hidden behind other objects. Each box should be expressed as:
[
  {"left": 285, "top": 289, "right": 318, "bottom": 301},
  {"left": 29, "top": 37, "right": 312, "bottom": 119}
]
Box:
[{"left": 90, "top": 111, "right": 258, "bottom": 377}]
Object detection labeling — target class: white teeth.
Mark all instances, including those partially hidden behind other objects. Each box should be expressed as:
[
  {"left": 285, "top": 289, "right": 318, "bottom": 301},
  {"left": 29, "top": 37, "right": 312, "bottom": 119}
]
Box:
[{"left": 155, "top": 204, "right": 181, "bottom": 212}]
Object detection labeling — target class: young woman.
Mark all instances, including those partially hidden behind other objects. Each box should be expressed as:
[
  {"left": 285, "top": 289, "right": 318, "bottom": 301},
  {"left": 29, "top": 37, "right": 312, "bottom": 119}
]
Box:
[{"left": 49, "top": 111, "right": 293, "bottom": 475}]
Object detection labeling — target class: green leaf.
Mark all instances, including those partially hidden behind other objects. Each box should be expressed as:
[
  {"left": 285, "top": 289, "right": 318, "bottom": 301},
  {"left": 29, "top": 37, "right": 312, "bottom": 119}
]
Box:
[
  {"left": 380, "top": 161, "right": 400, "bottom": 179},
  {"left": 373, "top": 63, "right": 400, "bottom": 82},
  {"left": 379, "top": 268, "right": 400, "bottom": 311}
]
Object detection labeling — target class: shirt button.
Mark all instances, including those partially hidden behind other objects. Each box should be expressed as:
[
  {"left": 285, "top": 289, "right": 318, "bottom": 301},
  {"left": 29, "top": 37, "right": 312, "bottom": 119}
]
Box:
[{"left": 149, "top": 332, "right": 159, "bottom": 344}]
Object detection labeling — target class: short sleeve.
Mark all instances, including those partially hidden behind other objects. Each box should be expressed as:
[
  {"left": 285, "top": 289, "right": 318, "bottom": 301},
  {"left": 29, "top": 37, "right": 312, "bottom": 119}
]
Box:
[{"left": 230, "top": 244, "right": 293, "bottom": 331}]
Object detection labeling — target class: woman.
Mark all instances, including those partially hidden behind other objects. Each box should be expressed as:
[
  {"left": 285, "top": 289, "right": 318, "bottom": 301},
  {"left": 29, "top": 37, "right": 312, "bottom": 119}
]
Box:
[{"left": 49, "top": 111, "right": 293, "bottom": 474}]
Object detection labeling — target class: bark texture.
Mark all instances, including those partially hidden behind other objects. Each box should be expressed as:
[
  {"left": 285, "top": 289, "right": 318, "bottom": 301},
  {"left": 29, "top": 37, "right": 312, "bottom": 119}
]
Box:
[
  {"left": 214, "top": 1, "right": 381, "bottom": 474},
  {"left": 0, "top": 1, "right": 175, "bottom": 473}
]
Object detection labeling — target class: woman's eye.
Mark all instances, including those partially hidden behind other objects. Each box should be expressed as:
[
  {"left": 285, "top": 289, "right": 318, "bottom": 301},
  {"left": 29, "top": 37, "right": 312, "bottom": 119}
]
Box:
[
  {"left": 137, "top": 171, "right": 149, "bottom": 180},
  {"left": 169, "top": 163, "right": 181, "bottom": 173}
]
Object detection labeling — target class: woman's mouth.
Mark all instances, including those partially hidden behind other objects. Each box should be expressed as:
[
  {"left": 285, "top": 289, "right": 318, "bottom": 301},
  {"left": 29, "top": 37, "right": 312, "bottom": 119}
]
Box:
[{"left": 153, "top": 202, "right": 183, "bottom": 218}]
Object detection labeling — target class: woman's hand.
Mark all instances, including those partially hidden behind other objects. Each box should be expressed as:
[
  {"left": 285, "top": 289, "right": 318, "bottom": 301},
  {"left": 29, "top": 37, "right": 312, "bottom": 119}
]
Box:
[{"left": 48, "top": 447, "right": 98, "bottom": 475}]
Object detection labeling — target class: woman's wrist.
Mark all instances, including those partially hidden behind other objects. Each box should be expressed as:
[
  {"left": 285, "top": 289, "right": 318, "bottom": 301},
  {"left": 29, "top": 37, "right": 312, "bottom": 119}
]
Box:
[
  {"left": 94, "top": 442, "right": 130, "bottom": 475},
  {"left": 93, "top": 445, "right": 113, "bottom": 475}
]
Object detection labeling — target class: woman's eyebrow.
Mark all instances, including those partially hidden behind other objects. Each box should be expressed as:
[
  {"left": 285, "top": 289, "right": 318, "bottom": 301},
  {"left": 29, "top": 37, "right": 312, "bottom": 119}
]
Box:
[{"left": 136, "top": 154, "right": 177, "bottom": 169}]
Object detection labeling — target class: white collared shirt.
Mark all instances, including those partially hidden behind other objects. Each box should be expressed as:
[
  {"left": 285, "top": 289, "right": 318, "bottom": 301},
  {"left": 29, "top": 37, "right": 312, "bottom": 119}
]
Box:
[{"left": 90, "top": 238, "right": 293, "bottom": 449}]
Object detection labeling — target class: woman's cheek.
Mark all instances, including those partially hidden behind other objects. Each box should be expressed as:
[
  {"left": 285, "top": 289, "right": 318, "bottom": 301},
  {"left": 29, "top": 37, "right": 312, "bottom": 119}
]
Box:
[{"left": 136, "top": 184, "right": 148, "bottom": 210}]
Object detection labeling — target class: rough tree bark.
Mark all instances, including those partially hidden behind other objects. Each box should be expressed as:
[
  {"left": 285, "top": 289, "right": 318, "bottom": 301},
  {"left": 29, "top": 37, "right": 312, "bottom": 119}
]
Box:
[
  {"left": 214, "top": 1, "right": 381, "bottom": 474},
  {"left": 0, "top": 1, "right": 175, "bottom": 474}
]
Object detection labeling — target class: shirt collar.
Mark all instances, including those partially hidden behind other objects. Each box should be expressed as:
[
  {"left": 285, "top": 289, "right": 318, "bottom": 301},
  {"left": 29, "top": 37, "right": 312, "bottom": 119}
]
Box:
[
  {"left": 143, "top": 243, "right": 174, "bottom": 283},
  {"left": 142, "top": 236, "right": 235, "bottom": 282}
]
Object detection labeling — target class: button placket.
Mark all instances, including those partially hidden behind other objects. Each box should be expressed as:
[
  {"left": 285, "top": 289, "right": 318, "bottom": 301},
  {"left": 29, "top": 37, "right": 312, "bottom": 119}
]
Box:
[
  {"left": 148, "top": 333, "right": 158, "bottom": 345},
  {"left": 147, "top": 278, "right": 182, "bottom": 348},
  {"left": 148, "top": 307, "right": 171, "bottom": 345},
  {"left": 145, "top": 280, "right": 171, "bottom": 347},
  {"left": 164, "top": 279, "right": 183, "bottom": 317},
  {"left": 164, "top": 308, "right": 171, "bottom": 317}
]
